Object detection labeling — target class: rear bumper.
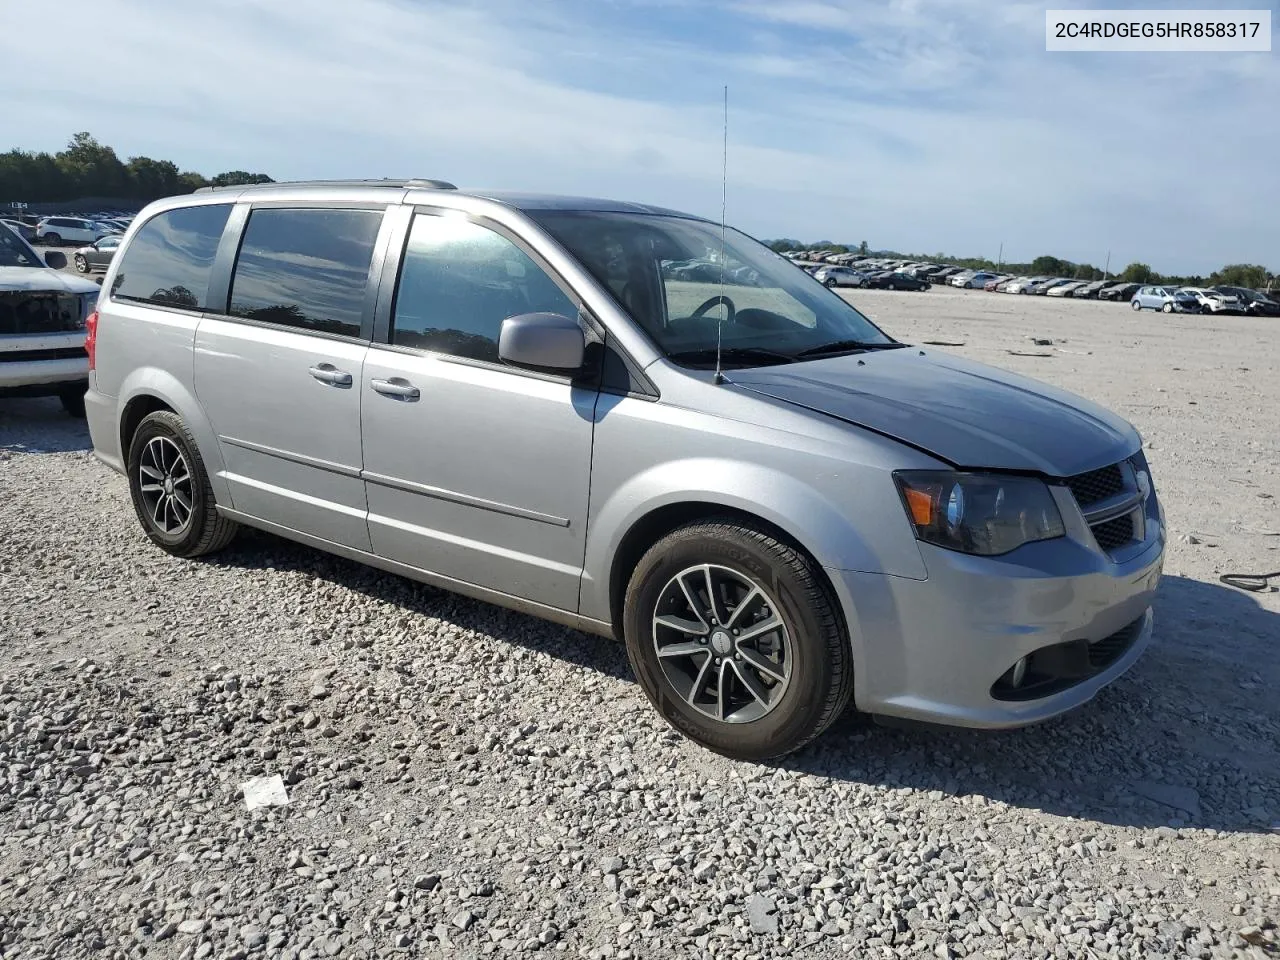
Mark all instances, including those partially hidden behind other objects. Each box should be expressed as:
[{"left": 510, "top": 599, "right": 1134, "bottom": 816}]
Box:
[
  {"left": 85, "top": 383, "right": 124, "bottom": 474},
  {"left": 829, "top": 527, "right": 1165, "bottom": 729}
]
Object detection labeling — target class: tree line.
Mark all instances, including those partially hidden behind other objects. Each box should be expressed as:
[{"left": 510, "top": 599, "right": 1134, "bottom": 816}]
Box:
[
  {"left": 766, "top": 239, "right": 1274, "bottom": 290},
  {"left": 0, "top": 133, "right": 273, "bottom": 206}
]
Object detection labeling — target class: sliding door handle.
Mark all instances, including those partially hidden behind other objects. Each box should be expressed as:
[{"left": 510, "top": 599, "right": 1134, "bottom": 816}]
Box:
[
  {"left": 370, "top": 377, "right": 420, "bottom": 401},
  {"left": 308, "top": 364, "right": 353, "bottom": 387}
]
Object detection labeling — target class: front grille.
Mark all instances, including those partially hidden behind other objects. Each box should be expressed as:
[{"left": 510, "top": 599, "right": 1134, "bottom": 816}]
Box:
[
  {"left": 1064, "top": 463, "right": 1125, "bottom": 507},
  {"left": 0, "top": 347, "right": 86, "bottom": 363},
  {"left": 0, "top": 292, "right": 86, "bottom": 336},
  {"left": 1091, "top": 513, "right": 1135, "bottom": 551}
]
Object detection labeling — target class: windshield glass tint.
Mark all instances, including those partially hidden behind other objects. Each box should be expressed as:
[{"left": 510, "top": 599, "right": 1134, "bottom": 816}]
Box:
[
  {"left": 0, "top": 225, "right": 40, "bottom": 267},
  {"left": 531, "top": 212, "right": 892, "bottom": 366}
]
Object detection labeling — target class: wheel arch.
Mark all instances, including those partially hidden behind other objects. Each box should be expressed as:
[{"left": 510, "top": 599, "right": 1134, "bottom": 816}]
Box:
[
  {"left": 605, "top": 501, "right": 850, "bottom": 645},
  {"left": 116, "top": 368, "right": 231, "bottom": 505}
]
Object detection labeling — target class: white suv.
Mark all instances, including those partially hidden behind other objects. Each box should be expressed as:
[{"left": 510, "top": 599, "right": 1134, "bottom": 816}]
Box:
[
  {"left": 35, "top": 217, "right": 116, "bottom": 246},
  {"left": 0, "top": 226, "right": 100, "bottom": 415}
]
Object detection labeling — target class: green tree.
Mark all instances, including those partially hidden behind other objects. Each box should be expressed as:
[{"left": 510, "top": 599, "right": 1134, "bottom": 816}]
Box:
[
  {"left": 1120, "top": 262, "right": 1155, "bottom": 283},
  {"left": 1031, "top": 255, "right": 1068, "bottom": 276},
  {"left": 1209, "top": 263, "right": 1269, "bottom": 289},
  {"left": 858, "top": 240, "right": 869, "bottom": 256},
  {"left": 210, "top": 171, "right": 274, "bottom": 187}
]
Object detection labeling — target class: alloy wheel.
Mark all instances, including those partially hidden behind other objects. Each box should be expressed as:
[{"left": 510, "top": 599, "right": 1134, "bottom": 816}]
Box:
[
  {"left": 138, "top": 435, "right": 193, "bottom": 535},
  {"left": 651, "top": 564, "right": 793, "bottom": 723}
]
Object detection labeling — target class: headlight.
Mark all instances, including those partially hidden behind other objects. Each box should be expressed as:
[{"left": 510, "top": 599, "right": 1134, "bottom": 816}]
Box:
[{"left": 894, "top": 471, "right": 1065, "bottom": 556}]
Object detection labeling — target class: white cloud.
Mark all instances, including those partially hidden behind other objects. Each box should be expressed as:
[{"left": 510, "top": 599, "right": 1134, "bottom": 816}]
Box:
[{"left": 4, "top": 0, "right": 1276, "bottom": 273}]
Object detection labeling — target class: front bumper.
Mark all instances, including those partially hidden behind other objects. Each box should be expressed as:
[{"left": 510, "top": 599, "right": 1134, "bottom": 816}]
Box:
[
  {"left": 0, "top": 333, "right": 89, "bottom": 390},
  {"left": 829, "top": 508, "right": 1165, "bottom": 729}
]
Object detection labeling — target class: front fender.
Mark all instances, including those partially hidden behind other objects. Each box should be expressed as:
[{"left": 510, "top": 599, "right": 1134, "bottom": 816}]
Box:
[
  {"left": 581, "top": 453, "right": 926, "bottom": 619},
  {"left": 117, "top": 367, "right": 232, "bottom": 507}
]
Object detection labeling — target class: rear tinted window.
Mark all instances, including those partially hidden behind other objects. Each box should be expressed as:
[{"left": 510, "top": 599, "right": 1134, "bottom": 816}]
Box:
[
  {"left": 111, "top": 204, "right": 231, "bottom": 310},
  {"left": 228, "top": 208, "right": 382, "bottom": 338}
]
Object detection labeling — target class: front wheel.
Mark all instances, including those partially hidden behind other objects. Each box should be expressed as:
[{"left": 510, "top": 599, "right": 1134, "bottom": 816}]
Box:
[
  {"left": 127, "top": 410, "right": 238, "bottom": 558},
  {"left": 74, "top": 254, "right": 89, "bottom": 273},
  {"left": 623, "top": 520, "right": 853, "bottom": 761},
  {"left": 1162, "top": 302, "right": 1173, "bottom": 313},
  {"left": 824, "top": 277, "right": 837, "bottom": 288}
]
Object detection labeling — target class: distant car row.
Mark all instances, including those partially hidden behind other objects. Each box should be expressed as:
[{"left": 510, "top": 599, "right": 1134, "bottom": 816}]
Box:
[{"left": 2, "top": 211, "right": 136, "bottom": 247}]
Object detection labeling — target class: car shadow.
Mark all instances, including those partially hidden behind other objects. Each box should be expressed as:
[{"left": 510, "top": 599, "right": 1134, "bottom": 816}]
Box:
[
  {"left": 0, "top": 398, "right": 92, "bottom": 453},
  {"left": 208, "top": 531, "right": 1278, "bottom": 835}
]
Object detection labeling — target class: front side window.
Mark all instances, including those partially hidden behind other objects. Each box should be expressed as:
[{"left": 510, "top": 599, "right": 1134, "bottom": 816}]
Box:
[
  {"left": 532, "top": 211, "right": 893, "bottom": 368},
  {"left": 390, "top": 214, "right": 578, "bottom": 363},
  {"left": 228, "top": 207, "right": 383, "bottom": 338},
  {"left": 111, "top": 203, "right": 232, "bottom": 309}
]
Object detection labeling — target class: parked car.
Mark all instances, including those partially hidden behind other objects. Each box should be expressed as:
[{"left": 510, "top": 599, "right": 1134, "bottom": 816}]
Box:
[
  {"left": 85, "top": 180, "right": 1165, "bottom": 760},
  {"left": 947, "top": 270, "right": 977, "bottom": 287},
  {"left": 862, "top": 271, "right": 930, "bottom": 291},
  {"left": 1003, "top": 277, "right": 1045, "bottom": 295},
  {"left": 73, "top": 235, "right": 123, "bottom": 273},
  {"left": 1029, "top": 278, "right": 1072, "bottom": 295},
  {"left": 1098, "top": 282, "right": 1140, "bottom": 302},
  {"left": 0, "top": 223, "right": 100, "bottom": 416},
  {"left": 813, "top": 266, "right": 865, "bottom": 288},
  {"left": 982, "top": 276, "right": 1008, "bottom": 292},
  {"left": 1213, "top": 285, "right": 1280, "bottom": 317},
  {"left": 1130, "top": 285, "right": 1198, "bottom": 313},
  {"left": 36, "top": 217, "right": 116, "bottom": 246},
  {"left": 1073, "top": 281, "right": 1108, "bottom": 300},
  {"left": 994, "top": 277, "right": 1025, "bottom": 293},
  {"left": 1046, "top": 280, "right": 1088, "bottom": 298},
  {"left": 1179, "top": 287, "right": 1245, "bottom": 315},
  {"left": 1, "top": 218, "right": 38, "bottom": 243}
]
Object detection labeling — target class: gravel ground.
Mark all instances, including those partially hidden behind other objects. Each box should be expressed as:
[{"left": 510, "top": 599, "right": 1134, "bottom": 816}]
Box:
[{"left": 1, "top": 285, "right": 1278, "bottom": 960}]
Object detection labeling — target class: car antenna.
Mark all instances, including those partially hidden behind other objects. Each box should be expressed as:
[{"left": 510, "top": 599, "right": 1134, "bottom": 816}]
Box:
[{"left": 714, "top": 84, "right": 728, "bottom": 386}]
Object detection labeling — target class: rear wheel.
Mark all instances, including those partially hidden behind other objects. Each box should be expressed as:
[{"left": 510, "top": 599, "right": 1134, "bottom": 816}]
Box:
[
  {"left": 74, "top": 254, "right": 89, "bottom": 273},
  {"left": 623, "top": 520, "right": 853, "bottom": 761},
  {"left": 43, "top": 232, "right": 61, "bottom": 245},
  {"left": 127, "top": 410, "right": 238, "bottom": 558},
  {"left": 58, "top": 387, "right": 86, "bottom": 418},
  {"left": 824, "top": 277, "right": 837, "bottom": 288},
  {"left": 1131, "top": 300, "right": 1142, "bottom": 311}
]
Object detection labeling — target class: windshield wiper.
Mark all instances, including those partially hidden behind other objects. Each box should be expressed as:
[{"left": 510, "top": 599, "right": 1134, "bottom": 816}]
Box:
[
  {"left": 793, "top": 339, "right": 908, "bottom": 359},
  {"left": 666, "top": 347, "right": 796, "bottom": 368}
]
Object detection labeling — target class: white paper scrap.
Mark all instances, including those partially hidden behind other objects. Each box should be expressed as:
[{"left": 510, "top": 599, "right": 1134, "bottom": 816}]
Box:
[{"left": 241, "top": 775, "right": 290, "bottom": 811}]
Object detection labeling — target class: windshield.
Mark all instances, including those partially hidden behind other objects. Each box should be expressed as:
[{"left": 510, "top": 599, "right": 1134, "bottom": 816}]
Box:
[
  {"left": 531, "top": 211, "right": 893, "bottom": 367},
  {"left": 0, "top": 225, "right": 42, "bottom": 268}
]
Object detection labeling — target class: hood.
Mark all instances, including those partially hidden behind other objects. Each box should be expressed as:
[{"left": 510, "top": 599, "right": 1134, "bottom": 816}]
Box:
[
  {"left": 729, "top": 347, "right": 1141, "bottom": 477},
  {"left": 0, "top": 266, "right": 101, "bottom": 295}
]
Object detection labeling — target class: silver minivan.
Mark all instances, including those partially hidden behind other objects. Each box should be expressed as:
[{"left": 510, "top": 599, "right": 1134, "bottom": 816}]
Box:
[{"left": 85, "top": 180, "right": 1166, "bottom": 760}]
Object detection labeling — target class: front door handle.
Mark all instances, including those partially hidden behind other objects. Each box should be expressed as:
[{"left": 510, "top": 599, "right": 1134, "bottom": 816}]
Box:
[
  {"left": 370, "top": 377, "right": 420, "bottom": 401},
  {"left": 309, "top": 363, "right": 353, "bottom": 387}
]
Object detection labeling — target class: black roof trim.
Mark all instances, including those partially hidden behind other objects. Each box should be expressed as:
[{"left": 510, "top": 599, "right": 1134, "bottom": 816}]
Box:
[{"left": 195, "top": 178, "right": 456, "bottom": 193}]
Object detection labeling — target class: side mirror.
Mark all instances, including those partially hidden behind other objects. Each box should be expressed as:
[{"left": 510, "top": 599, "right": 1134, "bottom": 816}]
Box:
[
  {"left": 44, "top": 251, "right": 67, "bottom": 270},
  {"left": 498, "top": 313, "right": 585, "bottom": 372}
]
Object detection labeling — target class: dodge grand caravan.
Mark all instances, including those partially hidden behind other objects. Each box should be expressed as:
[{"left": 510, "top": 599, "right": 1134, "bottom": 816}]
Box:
[{"left": 85, "top": 179, "right": 1165, "bottom": 760}]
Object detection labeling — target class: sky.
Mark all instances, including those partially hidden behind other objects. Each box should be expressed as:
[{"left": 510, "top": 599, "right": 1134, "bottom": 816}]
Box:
[{"left": 5, "top": 0, "right": 1278, "bottom": 275}]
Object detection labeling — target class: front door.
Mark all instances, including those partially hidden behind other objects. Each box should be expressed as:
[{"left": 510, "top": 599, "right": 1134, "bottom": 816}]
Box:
[
  {"left": 360, "top": 211, "right": 597, "bottom": 612},
  {"left": 194, "top": 205, "right": 387, "bottom": 551}
]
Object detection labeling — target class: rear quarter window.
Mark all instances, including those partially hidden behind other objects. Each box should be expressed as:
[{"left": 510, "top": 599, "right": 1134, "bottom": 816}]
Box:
[{"left": 110, "top": 204, "right": 232, "bottom": 310}]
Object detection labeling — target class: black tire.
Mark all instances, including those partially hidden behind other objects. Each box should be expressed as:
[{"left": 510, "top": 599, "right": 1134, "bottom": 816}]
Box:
[
  {"left": 127, "top": 410, "right": 238, "bottom": 558},
  {"left": 886, "top": 283, "right": 896, "bottom": 291},
  {"left": 1162, "top": 302, "right": 1173, "bottom": 313},
  {"left": 623, "top": 520, "right": 853, "bottom": 761},
  {"left": 824, "top": 277, "right": 837, "bottom": 288},
  {"left": 58, "top": 387, "right": 86, "bottom": 418},
  {"left": 74, "top": 254, "right": 89, "bottom": 273},
  {"left": 1131, "top": 300, "right": 1141, "bottom": 311},
  {"left": 43, "top": 232, "right": 61, "bottom": 246}
]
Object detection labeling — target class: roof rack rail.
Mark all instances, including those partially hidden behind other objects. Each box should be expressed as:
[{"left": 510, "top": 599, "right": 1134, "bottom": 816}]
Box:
[{"left": 195, "top": 178, "right": 457, "bottom": 193}]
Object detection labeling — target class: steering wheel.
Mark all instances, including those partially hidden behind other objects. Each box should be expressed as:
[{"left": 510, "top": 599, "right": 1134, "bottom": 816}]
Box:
[{"left": 690, "top": 295, "right": 736, "bottom": 325}]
